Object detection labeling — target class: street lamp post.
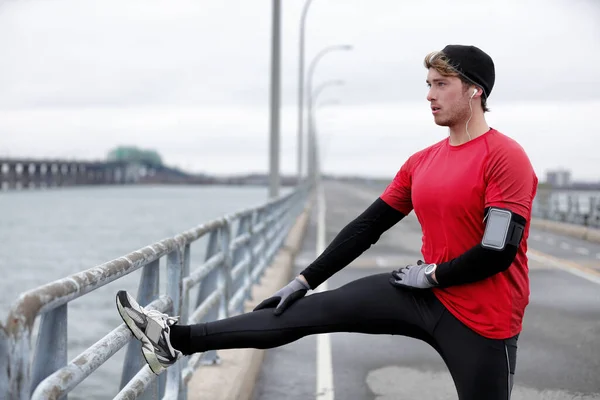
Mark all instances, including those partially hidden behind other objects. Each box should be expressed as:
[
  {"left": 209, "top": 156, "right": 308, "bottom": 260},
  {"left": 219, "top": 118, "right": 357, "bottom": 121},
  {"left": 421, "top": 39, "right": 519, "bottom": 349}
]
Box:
[
  {"left": 296, "top": 0, "right": 316, "bottom": 185},
  {"left": 269, "top": 0, "right": 281, "bottom": 198},
  {"left": 308, "top": 80, "right": 344, "bottom": 182},
  {"left": 312, "top": 99, "right": 340, "bottom": 179},
  {"left": 305, "top": 45, "right": 352, "bottom": 182}
]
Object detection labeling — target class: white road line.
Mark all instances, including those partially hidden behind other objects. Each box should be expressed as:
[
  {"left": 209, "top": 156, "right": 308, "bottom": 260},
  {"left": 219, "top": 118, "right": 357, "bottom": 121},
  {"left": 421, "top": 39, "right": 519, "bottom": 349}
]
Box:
[
  {"left": 597, "top": 253, "right": 600, "bottom": 260},
  {"left": 575, "top": 247, "right": 590, "bottom": 255},
  {"left": 528, "top": 250, "right": 600, "bottom": 285},
  {"left": 546, "top": 237, "right": 555, "bottom": 245},
  {"left": 559, "top": 242, "right": 571, "bottom": 250},
  {"left": 532, "top": 234, "right": 542, "bottom": 241},
  {"left": 315, "top": 184, "right": 334, "bottom": 400}
]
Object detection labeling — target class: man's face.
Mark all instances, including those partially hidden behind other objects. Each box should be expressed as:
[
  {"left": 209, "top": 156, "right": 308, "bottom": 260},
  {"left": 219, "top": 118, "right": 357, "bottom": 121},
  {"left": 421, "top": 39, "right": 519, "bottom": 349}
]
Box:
[{"left": 426, "top": 68, "right": 470, "bottom": 127}]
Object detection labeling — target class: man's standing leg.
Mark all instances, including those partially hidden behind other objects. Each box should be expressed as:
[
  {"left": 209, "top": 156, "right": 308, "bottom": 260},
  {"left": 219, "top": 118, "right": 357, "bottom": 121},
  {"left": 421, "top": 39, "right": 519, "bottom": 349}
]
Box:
[{"left": 433, "top": 306, "right": 518, "bottom": 400}]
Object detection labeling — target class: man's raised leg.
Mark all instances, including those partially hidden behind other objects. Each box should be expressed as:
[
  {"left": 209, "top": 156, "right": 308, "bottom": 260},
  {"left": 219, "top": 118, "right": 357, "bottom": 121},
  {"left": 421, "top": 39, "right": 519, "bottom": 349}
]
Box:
[{"left": 173, "top": 272, "right": 445, "bottom": 355}]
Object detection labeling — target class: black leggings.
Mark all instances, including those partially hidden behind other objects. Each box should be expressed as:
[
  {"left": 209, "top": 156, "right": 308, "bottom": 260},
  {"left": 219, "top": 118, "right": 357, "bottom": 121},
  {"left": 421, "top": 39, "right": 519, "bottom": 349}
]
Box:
[{"left": 179, "top": 273, "right": 518, "bottom": 400}]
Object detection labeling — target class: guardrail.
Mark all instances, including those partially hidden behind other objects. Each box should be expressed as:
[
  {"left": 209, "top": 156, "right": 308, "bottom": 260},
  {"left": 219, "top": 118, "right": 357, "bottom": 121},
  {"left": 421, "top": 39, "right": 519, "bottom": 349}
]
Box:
[
  {"left": 532, "top": 190, "right": 600, "bottom": 228},
  {"left": 0, "top": 183, "right": 311, "bottom": 400}
]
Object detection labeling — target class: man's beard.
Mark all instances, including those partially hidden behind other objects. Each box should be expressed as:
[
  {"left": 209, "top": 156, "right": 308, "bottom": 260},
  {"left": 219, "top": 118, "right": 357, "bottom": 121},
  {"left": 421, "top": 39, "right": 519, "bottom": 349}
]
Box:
[{"left": 434, "top": 100, "right": 470, "bottom": 127}]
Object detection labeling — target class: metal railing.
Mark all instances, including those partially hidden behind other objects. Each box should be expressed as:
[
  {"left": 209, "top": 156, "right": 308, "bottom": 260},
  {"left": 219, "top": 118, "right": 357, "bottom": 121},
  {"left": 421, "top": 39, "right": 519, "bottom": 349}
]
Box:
[
  {"left": 532, "top": 190, "right": 600, "bottom": 228},
  {"left": 0, "top": 183, "right": 311, "bottom": 400}
]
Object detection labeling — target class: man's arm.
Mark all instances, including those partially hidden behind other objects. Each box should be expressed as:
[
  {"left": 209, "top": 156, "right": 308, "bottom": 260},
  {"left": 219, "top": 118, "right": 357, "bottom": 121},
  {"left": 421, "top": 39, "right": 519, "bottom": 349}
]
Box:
[
  {"left": 254, "top": 197, "right": 405, "bottom": 316},
  {"left": 300, "top": 198, "right": 405, "bottom": 289},
  {"left": 433, "top": 208, "right": 526, "bottom": 286},
  {"left": 391, "top": 207, "right": 526, "bottom": 289}
]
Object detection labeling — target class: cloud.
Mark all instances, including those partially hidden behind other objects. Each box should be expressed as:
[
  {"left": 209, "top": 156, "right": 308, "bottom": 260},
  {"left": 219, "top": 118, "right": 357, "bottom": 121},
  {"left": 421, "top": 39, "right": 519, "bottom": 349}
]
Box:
[{"left": 0, "top": 0, "right": 598, "bottom": 180}]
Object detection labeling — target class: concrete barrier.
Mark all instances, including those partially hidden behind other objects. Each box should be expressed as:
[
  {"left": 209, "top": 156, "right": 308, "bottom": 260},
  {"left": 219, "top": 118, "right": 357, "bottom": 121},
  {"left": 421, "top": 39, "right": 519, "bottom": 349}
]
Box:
[
  {"left": 531, "top": 217, "right": 600, "bottom": 245},
  {"left": 187, "top": 200, "right": 313, "bottom": 400}
]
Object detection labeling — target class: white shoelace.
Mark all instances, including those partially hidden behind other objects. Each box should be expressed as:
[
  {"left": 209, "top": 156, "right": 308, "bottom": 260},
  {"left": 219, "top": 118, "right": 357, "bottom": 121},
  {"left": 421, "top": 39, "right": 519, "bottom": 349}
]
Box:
[{"left": 146, "top": 309, "right": 179, "bottom": 328}]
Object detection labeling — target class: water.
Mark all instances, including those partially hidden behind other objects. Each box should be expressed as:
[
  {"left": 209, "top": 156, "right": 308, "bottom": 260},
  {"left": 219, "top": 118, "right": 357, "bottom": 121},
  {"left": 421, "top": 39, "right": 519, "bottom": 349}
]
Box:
[{"left": 0, "top": 184, "right": 288, "bottom": 399}]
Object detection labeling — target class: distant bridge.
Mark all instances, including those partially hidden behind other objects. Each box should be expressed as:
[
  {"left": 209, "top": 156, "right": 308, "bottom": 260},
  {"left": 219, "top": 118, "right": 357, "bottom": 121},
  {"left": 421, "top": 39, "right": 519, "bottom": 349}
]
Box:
[{"left": 0, "top": 158, "right": 189, "bottom": 190}]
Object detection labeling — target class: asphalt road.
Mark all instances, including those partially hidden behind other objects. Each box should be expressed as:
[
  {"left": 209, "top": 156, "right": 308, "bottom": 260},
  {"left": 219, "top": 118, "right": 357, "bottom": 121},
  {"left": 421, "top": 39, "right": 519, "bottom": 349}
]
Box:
[{"left": 251, "top": 181, "right": 600, "bottom": 400}]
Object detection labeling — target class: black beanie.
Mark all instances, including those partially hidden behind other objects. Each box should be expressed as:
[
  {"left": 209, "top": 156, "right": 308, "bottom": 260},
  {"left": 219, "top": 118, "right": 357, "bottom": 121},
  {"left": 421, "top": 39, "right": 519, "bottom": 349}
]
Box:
[{"left": 440, "top": 44, "right": 495, "bottom": 99}]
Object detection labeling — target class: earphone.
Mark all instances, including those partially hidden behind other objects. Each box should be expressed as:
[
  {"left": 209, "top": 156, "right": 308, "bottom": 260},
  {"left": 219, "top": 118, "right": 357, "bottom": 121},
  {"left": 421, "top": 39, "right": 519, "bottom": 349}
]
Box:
[
  {"left": 448, "top": 87, "right": 478, "bottom": 143},
  {"left": 465, "top": 88, "right": 478, "bottom": 141}
]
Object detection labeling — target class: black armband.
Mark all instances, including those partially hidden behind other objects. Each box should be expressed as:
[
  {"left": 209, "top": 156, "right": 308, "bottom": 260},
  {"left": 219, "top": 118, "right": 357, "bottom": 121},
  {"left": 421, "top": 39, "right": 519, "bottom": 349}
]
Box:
[
  {"left": 435, "top": 208, "right": 527, "bottom": 287},
  {"left": 481, "top": 207, "right": 525, "bottom": 251},
  {"left": 300, "top": 198, "right": 405, "bottom": 289}
]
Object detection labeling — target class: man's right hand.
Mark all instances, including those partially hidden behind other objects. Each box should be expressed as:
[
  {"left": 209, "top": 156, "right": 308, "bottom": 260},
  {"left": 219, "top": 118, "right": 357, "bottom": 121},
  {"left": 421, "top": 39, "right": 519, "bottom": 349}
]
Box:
[{"left": 253, "top": 276, "right": 310, "bottom": 316}]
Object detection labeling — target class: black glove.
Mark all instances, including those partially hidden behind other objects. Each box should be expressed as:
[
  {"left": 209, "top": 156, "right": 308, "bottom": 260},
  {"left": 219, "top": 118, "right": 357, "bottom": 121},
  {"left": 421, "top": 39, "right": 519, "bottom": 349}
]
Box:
[
  {"left": 389, "top": 260, "right": 437, "bottom": 289},
  {"left": 253, "top": 277, "right": 310, "bottom": 316}
]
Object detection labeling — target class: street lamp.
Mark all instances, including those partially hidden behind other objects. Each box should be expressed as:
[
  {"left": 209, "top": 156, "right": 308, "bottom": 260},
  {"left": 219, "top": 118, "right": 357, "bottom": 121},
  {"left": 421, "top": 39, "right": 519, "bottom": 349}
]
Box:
[
  {"left": 316, "top": 99, "right": 340, "bottom": 108},
  {"left": 311, "top": 97, "right": 341, "bottom": 144},
  {"left": 311, "top": 80, "right": 344, "bottom": 110},
  {"left": 304, "top": 44, "right": 352, "bottom": 181},
  {"left": 309, "top": 80, "right": 344, "bottom": 140},
  {"left": 308, "top": 80, "right": 344, "bottom": 182},
  {"left": 312, "top": 99, "right": 340, "bottom": 182},
  {"left": 268, "top": 0, "right": 282, "bottom": 198},
  {"left": 296, "top": 0, "right": 316, "bottom": 185}
]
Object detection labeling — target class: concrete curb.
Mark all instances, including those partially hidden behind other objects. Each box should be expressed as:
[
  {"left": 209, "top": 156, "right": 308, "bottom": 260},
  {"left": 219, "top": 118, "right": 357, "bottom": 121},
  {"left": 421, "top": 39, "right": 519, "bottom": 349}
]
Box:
[
  {"left": 187, "top": 200, "right": 313, "bottom": 400},
  {"left": 531, "top": 217, "right": 600, "bottom": 245}
]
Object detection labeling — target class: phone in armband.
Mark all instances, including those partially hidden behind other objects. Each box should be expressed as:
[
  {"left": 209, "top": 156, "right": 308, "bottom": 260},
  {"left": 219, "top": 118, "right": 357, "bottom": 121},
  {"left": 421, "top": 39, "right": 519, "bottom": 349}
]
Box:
[{"left": 481, "top": 208, "right": 524, "bottom": 251}]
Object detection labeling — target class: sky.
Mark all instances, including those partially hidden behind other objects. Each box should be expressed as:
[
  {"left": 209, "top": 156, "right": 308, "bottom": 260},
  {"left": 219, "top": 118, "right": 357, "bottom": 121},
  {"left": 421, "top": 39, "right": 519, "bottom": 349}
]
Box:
[{"left": 0, "top": 0, "right": 599, "bottom": 181}]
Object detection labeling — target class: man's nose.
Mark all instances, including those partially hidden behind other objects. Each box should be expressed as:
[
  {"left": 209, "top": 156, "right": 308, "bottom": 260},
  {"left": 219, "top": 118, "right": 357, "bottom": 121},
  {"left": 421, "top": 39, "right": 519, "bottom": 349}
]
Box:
[{"left": 427, "top": 88, "right": 435, "bottom": 102}]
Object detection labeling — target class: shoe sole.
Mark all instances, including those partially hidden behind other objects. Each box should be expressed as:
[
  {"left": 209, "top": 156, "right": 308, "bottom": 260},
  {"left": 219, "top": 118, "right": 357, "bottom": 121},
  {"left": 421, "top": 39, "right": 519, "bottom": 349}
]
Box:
[{"left": 116, "top": 290, "right": 165, "bottom": 375}]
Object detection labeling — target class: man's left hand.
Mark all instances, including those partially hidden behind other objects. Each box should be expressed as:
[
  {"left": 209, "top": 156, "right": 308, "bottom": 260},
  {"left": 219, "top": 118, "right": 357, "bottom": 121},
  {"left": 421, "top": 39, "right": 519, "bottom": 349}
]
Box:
[{"left": 389, "top": 260, "right": 437, "bottom": 289}]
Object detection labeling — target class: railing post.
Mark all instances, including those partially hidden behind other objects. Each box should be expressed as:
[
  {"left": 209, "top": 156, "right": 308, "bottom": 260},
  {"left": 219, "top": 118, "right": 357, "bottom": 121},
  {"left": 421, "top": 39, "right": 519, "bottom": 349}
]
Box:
[
  {"left": 246, "top": 212, "right": 257, "bottom": 306},
  {"left": 591, "top": 197, "right": 599, "bottom": 228},
  {"left": 267, "top": 201, "right": 282, "bottom": 266},
  {"left": 164, "top": 245, "right": 184, "bottom": 399},
  {"left": 30, "top": 304, "right": 68, "bottom": 399},
  {"left": 263, "top": 203, "right": 275, "bottom": 268},
  {"left": 0, "top": 322, "right": 33, "bottom": 400},
  {"left": 252, "top": 208, "right": 266, "bottom": 284},
  {"left": 220, "top": 218, "right": 233, "bottom": 321},
  {"left": 259, "top": 206, "right": 272, "bottom": 279},
  {"left": 0, "top": 326, "right": 8, "bottom": 400},
  {"left": 276, "top": 199, "right": 289, "bottom": 253},
  {"left": 119, "top": 259, "right": 161, "bottom": 399},
  {"left": 573, "top": 196, "right": 579, "bottom": 223},
  {"left": 197, "top": 229, "right": 222, "bottom": 366},
  {"left": 232, "top": 215, "right": 251, "bottom": 315},
  {"left": 283, "top": 196, "right": 293, "bottom": 235},
  {"left": 178, "top": 243, "right": 191, "bottom": 400}
]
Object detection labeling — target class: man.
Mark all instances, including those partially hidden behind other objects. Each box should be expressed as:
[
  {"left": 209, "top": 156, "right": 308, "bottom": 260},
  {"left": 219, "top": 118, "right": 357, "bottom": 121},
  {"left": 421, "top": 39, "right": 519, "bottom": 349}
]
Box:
[{"left": 116, "top": 44, "right": 538, "bottom": 399}]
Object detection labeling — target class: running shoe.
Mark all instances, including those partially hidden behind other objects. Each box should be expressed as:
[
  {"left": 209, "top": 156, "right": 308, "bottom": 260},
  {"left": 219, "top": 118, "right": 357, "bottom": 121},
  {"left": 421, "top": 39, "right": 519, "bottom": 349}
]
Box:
[{"left": 116, "top": 290, "right": 182, "bottom": 374}]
